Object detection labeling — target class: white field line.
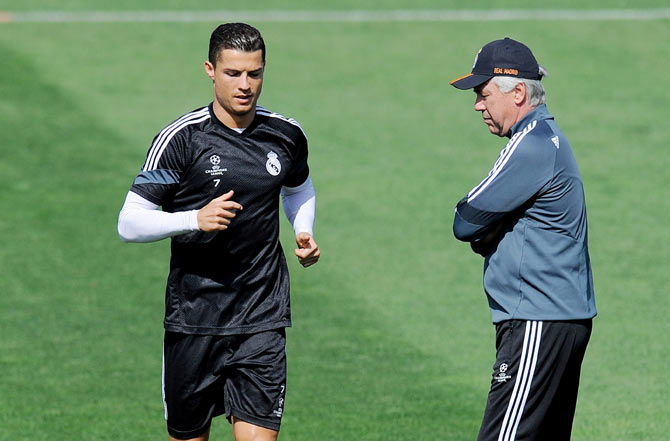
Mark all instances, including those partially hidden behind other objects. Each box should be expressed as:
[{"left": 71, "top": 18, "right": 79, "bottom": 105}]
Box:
[{"left": 1, "top": 9, "right": 670, "bottom": 23}]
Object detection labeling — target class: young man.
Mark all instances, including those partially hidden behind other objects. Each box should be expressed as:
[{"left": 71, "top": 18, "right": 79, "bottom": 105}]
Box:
[
  {"left": 450, "top": 38, "right": 596, "bottom": 441},
  {"left": 118, "top": 23, "right": 320, "bottom": 441}
]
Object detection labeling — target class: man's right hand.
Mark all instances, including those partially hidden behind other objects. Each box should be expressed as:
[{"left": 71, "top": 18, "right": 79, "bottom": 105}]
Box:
[
  {"left": 197, "top": 190, "right": 243, "bottom": 232},
  {"left": 470, "top": 222, "right": 505, "bottom": 257}
]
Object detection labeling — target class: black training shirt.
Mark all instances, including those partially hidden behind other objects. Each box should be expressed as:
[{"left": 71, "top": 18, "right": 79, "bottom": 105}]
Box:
[{"left": 130, "top": 103, "right": 309, "bottom": 335}]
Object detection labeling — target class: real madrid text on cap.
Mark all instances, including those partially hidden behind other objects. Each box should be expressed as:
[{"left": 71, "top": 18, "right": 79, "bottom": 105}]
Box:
[{"left": 450, "top": 37, "right": 542, "bottom": 90}]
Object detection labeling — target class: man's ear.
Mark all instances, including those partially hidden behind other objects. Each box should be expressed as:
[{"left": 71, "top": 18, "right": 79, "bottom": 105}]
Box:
[
  {"left": 513, "top": 81, "right": 527, "bottom": 105},
  {"left": 204, "top": 61, "right": 215, "bottom": 81}
]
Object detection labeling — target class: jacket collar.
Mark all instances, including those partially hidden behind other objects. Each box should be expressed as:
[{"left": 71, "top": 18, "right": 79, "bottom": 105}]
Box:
[{"left": 508, "top": 104, "right": 553, "bottom": 137}]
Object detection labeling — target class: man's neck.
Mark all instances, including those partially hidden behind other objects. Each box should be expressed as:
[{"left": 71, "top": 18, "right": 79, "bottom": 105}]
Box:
[
  {"left": 505, "top": 105, "right": 538, "bottom": 137},
  {"left": 212, "top": 102, "right": 255, "bottom": 129}
]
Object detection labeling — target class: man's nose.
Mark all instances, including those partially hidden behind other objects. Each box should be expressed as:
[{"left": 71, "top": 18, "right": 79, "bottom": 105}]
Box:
[
  {"left": 474, "top": 97, "right": 485, "bottom": 112},
  {"left": 239, "top": 73, "right": 251, "bottom": 90}
]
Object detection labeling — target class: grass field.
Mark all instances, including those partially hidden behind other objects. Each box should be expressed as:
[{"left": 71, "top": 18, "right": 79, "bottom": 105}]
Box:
[{"left": 1, "top": 2, "right": 669, "bottom": 440}]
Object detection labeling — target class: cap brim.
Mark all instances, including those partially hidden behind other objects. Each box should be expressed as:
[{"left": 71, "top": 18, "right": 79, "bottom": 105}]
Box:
[{"left": 449, "top": 73, "right": 493, "bottom": 90}]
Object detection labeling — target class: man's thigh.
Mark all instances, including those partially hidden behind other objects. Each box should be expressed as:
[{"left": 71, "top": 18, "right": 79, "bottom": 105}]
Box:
[
  {"left": 162, "top": 329, "right": 287, "bottom": 439},
  {"left": 163, "top": 332, "right": 223, "bottom": 440},
  {"left": 477, "top": 320, "right": 592, "bottom": 441},
  {"left": 224, "top": 329, "right": 287, "bottom": 432}
]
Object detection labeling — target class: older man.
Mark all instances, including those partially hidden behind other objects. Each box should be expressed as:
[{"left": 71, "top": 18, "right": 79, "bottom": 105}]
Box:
[{"left": 450, "top": 38, "right": 596, "bottom": 441}]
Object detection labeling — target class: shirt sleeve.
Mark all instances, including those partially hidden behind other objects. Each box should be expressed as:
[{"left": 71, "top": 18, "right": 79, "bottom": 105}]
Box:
[
  {"left": 282, "top": 128, "right": 310, "bottom": 188},
  {"left": 117, "top": 191, "right": 199, "bottom": 243},
  {"left": 129, "top": 124, "right": 191, "bottom": 206},
  {"left": 453, "top": 132, "right": 556, "bottom": 242}
]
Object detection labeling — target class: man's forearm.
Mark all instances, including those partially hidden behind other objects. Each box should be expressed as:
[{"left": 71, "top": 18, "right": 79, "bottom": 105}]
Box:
[{"left": 117, "top": 191, "right": 199, "bottom": 242}]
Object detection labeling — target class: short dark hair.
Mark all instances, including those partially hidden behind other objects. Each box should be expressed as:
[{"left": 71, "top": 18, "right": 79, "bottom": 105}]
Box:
[{"left": 208, "top": 23, "right": 266, "bottom": 66}]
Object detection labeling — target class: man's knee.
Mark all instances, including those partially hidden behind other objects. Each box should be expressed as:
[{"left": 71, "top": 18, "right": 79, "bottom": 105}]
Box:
[{"left": 232, "top": 417, "right": 279, "bottom": 441}]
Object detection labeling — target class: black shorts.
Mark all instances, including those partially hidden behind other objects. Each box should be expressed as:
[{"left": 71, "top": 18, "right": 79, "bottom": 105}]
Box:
[
  {"left": 162, "top": 329, "right": 287, "bottom": 440},
  {"left": 477, "top": 320, "right": 592, "bottom": 441}
]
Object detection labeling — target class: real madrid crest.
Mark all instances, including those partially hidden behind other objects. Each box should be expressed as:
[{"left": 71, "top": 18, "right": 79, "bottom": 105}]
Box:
[{"left": 266, "top": 151, "right": 281, "bottom": 176}]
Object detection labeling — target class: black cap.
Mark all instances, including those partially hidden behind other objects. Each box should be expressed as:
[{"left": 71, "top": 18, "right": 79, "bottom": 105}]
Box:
[{"left": 450, "top": 38, "right": 541, "bottom": 90}]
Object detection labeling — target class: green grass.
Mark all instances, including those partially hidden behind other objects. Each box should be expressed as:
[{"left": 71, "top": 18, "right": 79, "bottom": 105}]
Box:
[
  {"left": 3, "top": 1, "right": 670, "bottom": 11},
  {"left": 1, "top": 3, "right": 669, "bottom": 441}
]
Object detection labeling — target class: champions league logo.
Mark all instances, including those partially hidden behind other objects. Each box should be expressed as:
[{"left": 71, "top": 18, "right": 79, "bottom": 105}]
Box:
[
  {"left": 495, "top": 363, "right": 512, "bottom": 383},
  {"left": 266, "top": 151, "right": 281, "bottom": 176},
  {"left": 205, "top": 154, "right": 226, "bottom": 176}
]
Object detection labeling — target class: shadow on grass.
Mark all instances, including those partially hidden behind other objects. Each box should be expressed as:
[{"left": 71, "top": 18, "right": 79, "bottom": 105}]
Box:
[{"left": 0, "top": 42, "right": 169, "bottom": 440}]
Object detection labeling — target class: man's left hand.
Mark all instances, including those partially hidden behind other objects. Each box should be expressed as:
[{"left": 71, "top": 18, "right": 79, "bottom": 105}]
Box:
[{"left": 295, "top": 232, "right": 320, "bottom": 267}]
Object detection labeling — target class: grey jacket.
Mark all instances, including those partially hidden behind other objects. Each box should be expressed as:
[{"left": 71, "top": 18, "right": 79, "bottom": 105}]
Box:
[{"left": 453, "top": 105, "right": 596, "bottom": 323}]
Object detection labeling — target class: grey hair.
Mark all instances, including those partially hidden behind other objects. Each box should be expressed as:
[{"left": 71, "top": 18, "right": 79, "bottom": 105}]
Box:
[{"left": 491, "top": 65, "right": 549, "bottom": 107}]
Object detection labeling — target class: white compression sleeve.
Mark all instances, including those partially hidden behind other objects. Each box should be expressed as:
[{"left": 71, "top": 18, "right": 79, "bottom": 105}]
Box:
[
  {"left": 117, "top": 191, "right": 200, "bottom": 243},
  {"left": 281, "top": 177, "right": 316, "bottom": 236}
]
